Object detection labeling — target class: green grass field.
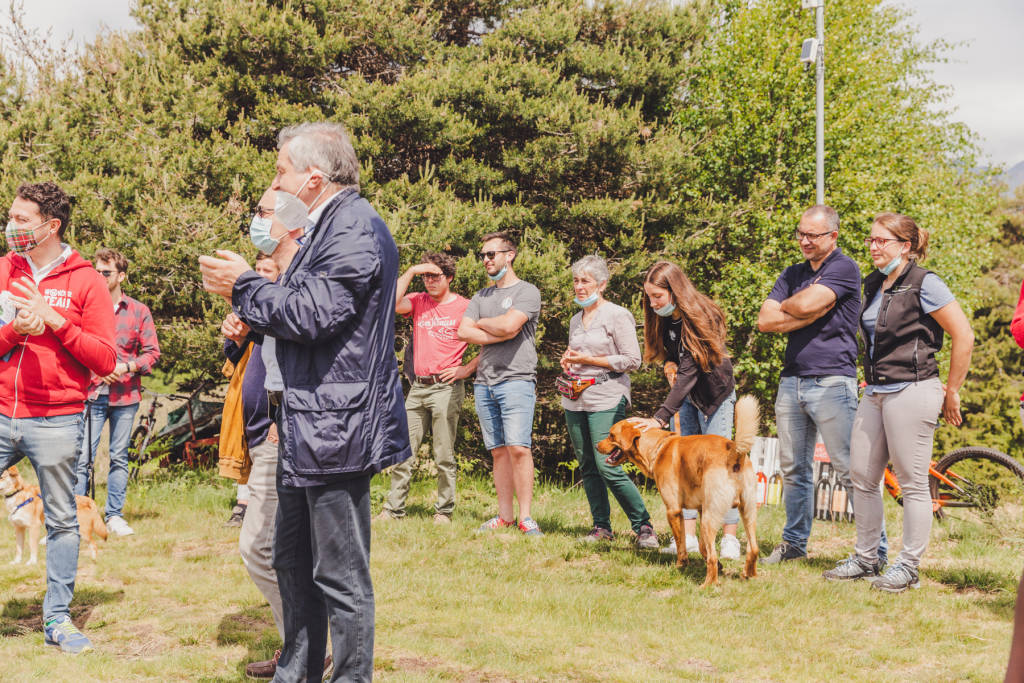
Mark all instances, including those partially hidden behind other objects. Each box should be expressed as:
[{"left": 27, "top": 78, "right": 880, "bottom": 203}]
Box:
[{"left": 0, "top": 462, "right": 1018, "bottom": 681}]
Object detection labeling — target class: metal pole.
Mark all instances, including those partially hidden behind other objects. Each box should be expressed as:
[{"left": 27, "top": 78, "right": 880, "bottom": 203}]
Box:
[{"left": 815, "top": 1, "right": 825, "bottom": 204}]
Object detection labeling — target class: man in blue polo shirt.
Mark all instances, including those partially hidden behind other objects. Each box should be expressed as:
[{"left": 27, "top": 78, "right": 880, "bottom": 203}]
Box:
[{"left": 757, "top": 205, "right": 886, "bottom": 567}]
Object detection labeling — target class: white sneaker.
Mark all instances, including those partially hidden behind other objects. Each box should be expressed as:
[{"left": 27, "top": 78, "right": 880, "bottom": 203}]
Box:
[
  {"left": 720, "top": 534, "right": 741, "bottom": 560},
  {"left": 107, "top": 516, "right": 134, "bottom": 536},
  {"left": 660, "top": 534, "right": 700, "bottom": 555}
]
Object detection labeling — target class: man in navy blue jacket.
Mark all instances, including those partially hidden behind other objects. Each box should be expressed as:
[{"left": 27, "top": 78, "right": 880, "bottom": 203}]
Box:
[{"left": 200, "top": 122, "right": 411, "bottom": 682}]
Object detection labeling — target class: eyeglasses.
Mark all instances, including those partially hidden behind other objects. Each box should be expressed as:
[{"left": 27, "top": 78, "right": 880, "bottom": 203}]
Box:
[
  {"left": 96, "top": 270, "right": 118, "bottom": 277},
  {"left": 863, "top": 237, "right": 906, "bottom": 248},
  {"left": 793, "top": 229, "right": 835, "bottom": 243},
  {"left": 421, "top": 273, "right": 445, "bottom": 281},
  {"left": 477, "top": 249, "right": 513, "bottom": 261}
]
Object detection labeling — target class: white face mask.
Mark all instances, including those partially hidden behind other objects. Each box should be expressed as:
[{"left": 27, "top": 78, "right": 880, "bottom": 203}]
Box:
[{"left": 274, "top": 171, "right": 328, "bottom": 230}]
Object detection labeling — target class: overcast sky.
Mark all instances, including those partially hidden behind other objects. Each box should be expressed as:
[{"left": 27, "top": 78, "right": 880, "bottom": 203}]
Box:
[{"left": 7, "top": 0, "right": 1024, "bottom": 168}]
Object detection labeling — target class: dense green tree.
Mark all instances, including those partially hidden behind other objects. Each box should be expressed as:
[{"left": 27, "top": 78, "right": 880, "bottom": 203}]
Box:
[
  {"left": 0, "top": 0, "right": 1004, "bottom": 475},
  {"left": 934, "top": 186, "right": 1024, "bottom": 460}
]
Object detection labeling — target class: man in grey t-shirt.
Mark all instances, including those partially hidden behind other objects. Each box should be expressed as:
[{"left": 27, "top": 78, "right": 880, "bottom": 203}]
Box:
[{"left": 458, "top": 231, "right": 543, "bottom": 536}]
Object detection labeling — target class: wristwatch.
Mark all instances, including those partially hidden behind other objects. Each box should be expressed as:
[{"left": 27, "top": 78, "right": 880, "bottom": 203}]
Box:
[{"left": 653, "top": 415, "right": 668, "bottom": 429}]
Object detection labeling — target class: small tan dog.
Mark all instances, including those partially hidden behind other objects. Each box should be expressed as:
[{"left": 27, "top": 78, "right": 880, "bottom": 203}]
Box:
[{"left": 0, "top": 465, "right": 108, "bottom": 563}]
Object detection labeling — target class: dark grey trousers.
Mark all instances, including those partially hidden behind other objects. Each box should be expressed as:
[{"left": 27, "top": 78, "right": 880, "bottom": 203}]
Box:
[{"left": 272, "top": 469, "right": 374, "bottom": 682}]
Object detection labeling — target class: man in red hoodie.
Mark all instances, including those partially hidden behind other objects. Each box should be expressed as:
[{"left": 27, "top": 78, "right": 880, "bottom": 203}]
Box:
[{"left": 1, "top": 181, "right": 117, "bottom": 654}]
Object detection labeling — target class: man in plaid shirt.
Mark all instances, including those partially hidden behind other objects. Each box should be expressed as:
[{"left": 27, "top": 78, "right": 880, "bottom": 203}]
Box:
[{"left": 74, "top": 248, "right": 160, "bottom": 536}]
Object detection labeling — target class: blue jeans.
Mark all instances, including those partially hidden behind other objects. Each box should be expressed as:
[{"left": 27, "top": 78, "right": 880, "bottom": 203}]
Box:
[
  {"left": 473, "top": 380, "right": 536, "bottom": 450},
  {"left": 775, "top": 375, "right": 887, "bottom": 557},
  {"left": 74, "top": 396, "right": 139, "bottom": 520},
  {"left": 0, "top": 412, "right": 83, "bottom": 623},
  {"left": 675, "top": 393, "right": 739, "bottom": 525},
  {"left": 273, "top": 469, "right": 374, "bottom": 682}
]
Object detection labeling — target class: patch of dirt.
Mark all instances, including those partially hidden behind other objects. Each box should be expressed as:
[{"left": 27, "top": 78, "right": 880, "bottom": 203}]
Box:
[
  {"left": 116, "top": 621, "right": 176, "bottom": 658},
  {"left": 171, "top": 538, "right": 235, "bottom": 560},
  {"left": 378, "top": 648, "right": 524, "bottom": 682}
]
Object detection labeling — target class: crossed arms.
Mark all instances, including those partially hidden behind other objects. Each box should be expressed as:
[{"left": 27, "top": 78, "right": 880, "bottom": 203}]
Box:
[
  {"left": 757, "top": 283, "right": 837, "bottom": 333},
  {"left": 457, "top": 309, "right": 528, "bottom": 345}
]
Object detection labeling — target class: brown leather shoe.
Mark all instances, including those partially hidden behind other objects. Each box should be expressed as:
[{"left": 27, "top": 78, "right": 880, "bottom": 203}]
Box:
[{"left": 245, "top": 649, "right": 280, "bottom": 679}]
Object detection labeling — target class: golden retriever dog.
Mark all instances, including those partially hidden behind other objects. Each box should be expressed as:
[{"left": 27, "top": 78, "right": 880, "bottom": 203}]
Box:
[
  {"left": 596, "top": 395, "right": 759, "bottom": 588},
  {"left": 0, "top": 465, "right": 108, "bottom": 563}
]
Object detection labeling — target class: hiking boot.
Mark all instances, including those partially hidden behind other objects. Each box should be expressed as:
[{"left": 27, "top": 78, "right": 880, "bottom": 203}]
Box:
[
  {"left": 580, "top": 527, "right": 614, "bottom": 543},
  {"left": 44, "top": 615, "right": 93, "bottom": 654},
  {"left": 433, "top": 513, "right": 451, "bottom": 525},
  {"left": 375, "top": 509, "right": 401, "bottom": 522},
  {"left": 823, "top": 555, "right": 881, "bottom": 582},
  {"left": 224, "top": 503, "right": 247, "bottom": 527},
  {"left": 719, "top": 534, "right": 741, "bottom": 560},
  {"left": 870, "top": 562, "right": 920, "bottom": 593},
  {"left": 636, "top": 524, "right": 659, "bottom": 550},
  {"left": 106, "top": 516, "right": 134, "bottom": 537},
  {"left": 245, "top": 650, "right": 281, "bottom": 679},
  {"left": 518, "top": 517, "right": 543, "bottom": 537},
  {"left": 477, "top": 515, "right": 516, "bottom": 532},
  {"left": 760, "top": 541, "right": 807, "bottom": 564}
]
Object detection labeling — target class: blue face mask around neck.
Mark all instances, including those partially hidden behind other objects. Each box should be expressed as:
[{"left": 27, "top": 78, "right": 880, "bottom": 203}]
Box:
[
  {"left": 654, "top": 302, "right": 676, "bottom": 317},
  {"left": 574, "top": 292, "right": 599, "bottom": 308},
  {"left": 879, "top": 254, "right": 903, "bottom": 276},
  {"left": 487, "top": 265, "right": 508, "bottom": 282}
]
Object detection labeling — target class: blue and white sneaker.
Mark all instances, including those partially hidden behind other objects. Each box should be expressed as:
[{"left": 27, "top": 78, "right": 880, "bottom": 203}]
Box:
[{"left": 44, "top": 615, "right": 93, "bottom": 654}]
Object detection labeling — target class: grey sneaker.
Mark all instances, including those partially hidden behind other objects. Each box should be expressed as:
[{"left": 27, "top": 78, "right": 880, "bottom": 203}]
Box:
[
  {"left": 635, "top": 524, "right": 658, "bottom": 550},
  {"left": 870, "top": 562, "right": 920, "bottom": 593},
  {"left": 760, "top": 541, "right": 807, "bottom": 565},
  {"left": 580, "top": 527, "right": 613, "bottom": 543},
  {"left": 823, "top": 555, "right": 880, "bottom": 582}
]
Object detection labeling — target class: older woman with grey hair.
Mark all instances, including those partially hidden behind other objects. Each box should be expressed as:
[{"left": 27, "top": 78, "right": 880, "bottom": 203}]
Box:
[{"left": 560, "top": 255, "right": 657, "bottom": 548}]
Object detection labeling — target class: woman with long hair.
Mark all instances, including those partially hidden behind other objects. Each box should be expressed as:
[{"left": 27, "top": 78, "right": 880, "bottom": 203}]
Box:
[
  {"left": 823, "top": 213, "right": 973, "bottom": 592},
  {"left": 628, "top": 261, "right": 742, "bottom": 560}
]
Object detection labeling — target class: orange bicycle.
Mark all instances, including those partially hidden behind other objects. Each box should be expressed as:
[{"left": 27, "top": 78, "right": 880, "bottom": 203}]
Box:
[{"left": 884, "top": 447, "right": 1024, "bottom": 523}]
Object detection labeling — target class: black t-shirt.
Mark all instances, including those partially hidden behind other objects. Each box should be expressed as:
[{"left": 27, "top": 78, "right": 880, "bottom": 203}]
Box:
[{"left": 767, "top": 247, "right": 861, "bottom": 377}]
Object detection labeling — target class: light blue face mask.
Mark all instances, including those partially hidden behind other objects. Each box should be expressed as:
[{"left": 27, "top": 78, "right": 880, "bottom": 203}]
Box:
[
  {"left": 487, "top": 265, "right": 508, "bottom": 282},
  {"left": 654, "top": 302, "right": 676, "bottom": 317},
  {"left": 879, "top": 254, "right": 903, "bottom": 276},
  {"left": 249, "top": 215, "right": 279, "bottom": 255},
  {"left": 574, "top": 292, "right": 599, "bottom": 308}
]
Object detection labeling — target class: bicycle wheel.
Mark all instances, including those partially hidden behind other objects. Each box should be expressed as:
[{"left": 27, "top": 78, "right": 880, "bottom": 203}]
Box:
[
  {"left": 127, "top": 425, "right": 152, "bottom": 479},
  {"left": 930, "top": 447, "right": 1024, "bottom": 526}
]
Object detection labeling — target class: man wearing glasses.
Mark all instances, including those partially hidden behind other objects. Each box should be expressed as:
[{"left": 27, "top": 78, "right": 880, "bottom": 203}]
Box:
[
  {"left": 75, "top": 248, "right": 161, "bottom": 538},
  {"left": 458, "top": 232, "right": 543, "bottom": 535},
  {"left": 380, "top": 252, "right": 478, "bottom": 523},
  {"left": 757, "top": 205, "right": 885, "bottom": 567}
]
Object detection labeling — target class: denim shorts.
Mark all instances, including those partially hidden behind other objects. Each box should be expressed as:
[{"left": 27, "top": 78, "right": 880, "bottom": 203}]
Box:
[{"left": 473, "top": 380, "right": 537, "bottom": 450}]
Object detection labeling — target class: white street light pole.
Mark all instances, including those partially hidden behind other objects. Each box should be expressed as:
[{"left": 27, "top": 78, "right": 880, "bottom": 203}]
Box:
[
  {"left": 800, "top": 0, "right": 825, "bottom": 204},
  {"left": 814, "top": 1, "right": 824, "bottom": 205}
]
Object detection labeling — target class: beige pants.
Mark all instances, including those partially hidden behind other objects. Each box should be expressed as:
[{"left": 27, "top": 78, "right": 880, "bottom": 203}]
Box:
[
  {"left": 851, "top": 378, "right": 944, "bottom": 568},
  {"left": 239, "top": 439, "right": 284, "bottom": 639}
]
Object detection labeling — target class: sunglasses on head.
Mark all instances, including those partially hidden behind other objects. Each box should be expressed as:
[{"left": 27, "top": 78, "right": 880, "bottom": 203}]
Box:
[{"left": 477, "top": 249, "right": 512, "bottom": 261}]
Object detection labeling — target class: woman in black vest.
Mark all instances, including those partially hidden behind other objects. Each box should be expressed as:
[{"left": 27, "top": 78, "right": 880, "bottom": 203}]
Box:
[{"left": 823, "top": 213, "right": 973, "bottom": 592}]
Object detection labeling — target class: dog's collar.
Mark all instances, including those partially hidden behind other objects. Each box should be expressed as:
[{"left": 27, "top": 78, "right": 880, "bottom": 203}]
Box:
[
  {"left": 11, "top": 496, "right": 33, "bottom": 512},
  {"left": 3, "top": 490, "right": 18, "bottom": 499}
]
